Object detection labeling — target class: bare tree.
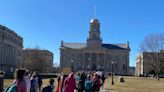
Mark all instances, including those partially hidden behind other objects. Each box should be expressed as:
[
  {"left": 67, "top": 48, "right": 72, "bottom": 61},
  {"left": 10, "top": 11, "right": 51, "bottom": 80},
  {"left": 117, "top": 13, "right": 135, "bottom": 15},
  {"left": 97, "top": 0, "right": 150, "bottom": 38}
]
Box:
[{"left": 140, "top": 33, "right": 164, "bottom": 75}]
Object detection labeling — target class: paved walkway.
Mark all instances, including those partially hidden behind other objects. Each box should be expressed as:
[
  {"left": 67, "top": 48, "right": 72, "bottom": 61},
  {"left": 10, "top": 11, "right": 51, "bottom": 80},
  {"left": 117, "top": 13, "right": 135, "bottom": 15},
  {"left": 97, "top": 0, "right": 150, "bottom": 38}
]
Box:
[{"left": 100, "top": 90, "right": 110, "bottom": 92}]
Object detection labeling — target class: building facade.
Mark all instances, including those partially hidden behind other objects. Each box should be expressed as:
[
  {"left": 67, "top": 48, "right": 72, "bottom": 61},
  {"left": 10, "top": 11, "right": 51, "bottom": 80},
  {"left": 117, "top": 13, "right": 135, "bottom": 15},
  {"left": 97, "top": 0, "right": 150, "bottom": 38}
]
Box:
[
  {"left": 135, "top": 52, "right": 164, "bottom": 76},
  {"left": 60, "top": 19, "right": 130, "bottom": 75},
  {"left": 23, "top": 49, "right": 53, "bottom": 73},
  {"left": 0, "top": 25, "right": 23, "bottom": 74},
  {"left": 129, "top": 66, "right": 135, "bottom": 76}
]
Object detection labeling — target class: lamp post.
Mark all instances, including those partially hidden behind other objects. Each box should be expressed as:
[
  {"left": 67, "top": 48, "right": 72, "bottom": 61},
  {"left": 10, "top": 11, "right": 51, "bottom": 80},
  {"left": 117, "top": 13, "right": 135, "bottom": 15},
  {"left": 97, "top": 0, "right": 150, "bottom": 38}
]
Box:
[
  {"left": 111, "top": 61, "right": 114, "bottom": 85},
  {"left": 98, "top": 65, "right": 101, "bottom": 71},
  {"left": 102, "top": 67, "right": 104, "bottom": 71},
  {"left": 87, "top": 65, "right": 90, "bottom": 71},
  {"left": 71, "top": 59, "right": 74, "bottom": 72},
  {"left": 88, "top": 57, "right": 91, "bottom": 71}
]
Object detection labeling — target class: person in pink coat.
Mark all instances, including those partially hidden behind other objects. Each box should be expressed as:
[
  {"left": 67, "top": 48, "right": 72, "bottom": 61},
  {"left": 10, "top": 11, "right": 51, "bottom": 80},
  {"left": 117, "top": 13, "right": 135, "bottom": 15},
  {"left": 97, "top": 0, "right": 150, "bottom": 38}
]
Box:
[
  {"left": 12, "top": 68, "right": 27, "bottom": 92},
  {"left": 64, "top": 73, "right": 76, "bottom": 92}
]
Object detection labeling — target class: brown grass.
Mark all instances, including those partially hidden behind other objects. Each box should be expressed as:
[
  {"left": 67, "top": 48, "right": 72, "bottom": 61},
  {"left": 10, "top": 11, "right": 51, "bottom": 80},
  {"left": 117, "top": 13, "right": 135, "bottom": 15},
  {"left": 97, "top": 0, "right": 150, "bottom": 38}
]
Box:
[
  {"left": 103, "top": 76, "right": 164, "bottom": 92},
  {"left": 4, "top": 76, "right": 164, "bottom": 92}
]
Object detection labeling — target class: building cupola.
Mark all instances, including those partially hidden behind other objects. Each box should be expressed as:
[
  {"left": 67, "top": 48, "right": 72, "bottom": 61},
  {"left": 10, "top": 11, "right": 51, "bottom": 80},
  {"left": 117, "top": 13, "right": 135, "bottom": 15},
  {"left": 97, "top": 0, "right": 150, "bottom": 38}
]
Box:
[{"left": 87, "top": 18, "right": 102, "bottom": 47}]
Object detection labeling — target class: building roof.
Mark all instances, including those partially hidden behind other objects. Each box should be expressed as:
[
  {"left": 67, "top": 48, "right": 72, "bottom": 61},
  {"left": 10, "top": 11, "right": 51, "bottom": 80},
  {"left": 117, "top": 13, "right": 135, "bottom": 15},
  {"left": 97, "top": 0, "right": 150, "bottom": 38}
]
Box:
[
  {"left": 102, "top": 44, "right": 129, "bottom": 50},
  {"left": 23, "top": 48, "right": 53, "bottom": 55},
  {"left": 63, "top": 43, "right": 86, "bottom": 49},
  {"left": 62, "top": 42, "right": 129, "bottom": 50},
  {"left": 0, "top": 25, "right": 23, "bottom": 39}
]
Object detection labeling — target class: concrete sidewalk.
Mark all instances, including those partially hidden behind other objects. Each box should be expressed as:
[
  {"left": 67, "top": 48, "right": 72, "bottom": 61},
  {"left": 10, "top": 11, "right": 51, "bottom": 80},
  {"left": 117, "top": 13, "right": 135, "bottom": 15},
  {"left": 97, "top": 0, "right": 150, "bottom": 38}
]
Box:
[{"left": 100, "top": 90, "right": 110, "bottom": 92}]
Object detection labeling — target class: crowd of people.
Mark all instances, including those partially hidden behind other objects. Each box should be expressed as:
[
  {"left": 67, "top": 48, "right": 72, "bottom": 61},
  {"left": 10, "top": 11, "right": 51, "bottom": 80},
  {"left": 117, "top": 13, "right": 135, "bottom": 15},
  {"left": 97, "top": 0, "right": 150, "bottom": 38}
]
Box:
[
  {"left": 5, "top": 68, "right": 54, "bottom": 92},
  {"left": 56, "top": 71, "right": 106, "bottom": 92},
  {"left": 5, "top": 68, "right": 106, "bottom": 92}
]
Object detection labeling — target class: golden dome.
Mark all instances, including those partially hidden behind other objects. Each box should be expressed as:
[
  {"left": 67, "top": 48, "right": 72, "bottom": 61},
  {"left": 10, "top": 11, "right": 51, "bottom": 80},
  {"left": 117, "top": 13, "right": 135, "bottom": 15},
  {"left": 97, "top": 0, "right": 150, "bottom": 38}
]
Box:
[{"left": 90, "top": 18, "right": 99, "bottom": 24}]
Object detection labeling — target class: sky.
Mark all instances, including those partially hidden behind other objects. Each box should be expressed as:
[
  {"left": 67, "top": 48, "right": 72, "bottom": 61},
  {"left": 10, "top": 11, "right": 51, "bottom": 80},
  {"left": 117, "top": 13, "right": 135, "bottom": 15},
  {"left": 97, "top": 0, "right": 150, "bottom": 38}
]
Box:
[{"left": 0, "top": 0, "right": 164, "bottom": 67}]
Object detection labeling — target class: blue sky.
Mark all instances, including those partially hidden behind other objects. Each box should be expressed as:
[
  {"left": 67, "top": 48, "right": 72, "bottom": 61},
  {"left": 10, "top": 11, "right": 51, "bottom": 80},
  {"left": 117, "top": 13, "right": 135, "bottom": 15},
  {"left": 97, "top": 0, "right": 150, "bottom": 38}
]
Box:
[{"left": 0, "top": 0, "right": 164, "bottom": 67}]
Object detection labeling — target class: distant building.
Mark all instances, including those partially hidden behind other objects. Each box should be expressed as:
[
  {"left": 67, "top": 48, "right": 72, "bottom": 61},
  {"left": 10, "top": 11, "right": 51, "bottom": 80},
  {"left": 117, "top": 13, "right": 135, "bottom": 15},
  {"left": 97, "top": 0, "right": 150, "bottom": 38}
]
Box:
[
  {"left": 135, "top": 52, "right": 164, "bottom": 76},
  {"left": 0, "top": 25, "right": 23, "bottom": 74},
  {"left": 129, "top": 66, "right": 135, "bottom": 76},
  {"left": 60, "top": 18, "right": 130, "bottom": 75},
  {"left": 23, "top": 49, "right": 53, "bottom": 73}
]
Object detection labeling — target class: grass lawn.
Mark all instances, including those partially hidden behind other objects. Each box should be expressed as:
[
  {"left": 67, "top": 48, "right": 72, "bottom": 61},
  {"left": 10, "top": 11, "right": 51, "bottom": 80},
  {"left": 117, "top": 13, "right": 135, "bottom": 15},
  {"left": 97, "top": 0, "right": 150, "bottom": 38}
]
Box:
[
  {"left": 104, "top": 76, "right": 164, "bottom": 92},
  {"left": 3, "top": 76, "right": 164, "bottom": 92}
]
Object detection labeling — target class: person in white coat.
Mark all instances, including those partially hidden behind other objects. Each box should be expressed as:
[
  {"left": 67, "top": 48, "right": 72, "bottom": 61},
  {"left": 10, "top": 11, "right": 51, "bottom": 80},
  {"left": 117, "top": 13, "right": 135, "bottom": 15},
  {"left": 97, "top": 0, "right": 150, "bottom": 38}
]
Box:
[{"left": 24, "top": 70, "right": 31, "bottom": 92}]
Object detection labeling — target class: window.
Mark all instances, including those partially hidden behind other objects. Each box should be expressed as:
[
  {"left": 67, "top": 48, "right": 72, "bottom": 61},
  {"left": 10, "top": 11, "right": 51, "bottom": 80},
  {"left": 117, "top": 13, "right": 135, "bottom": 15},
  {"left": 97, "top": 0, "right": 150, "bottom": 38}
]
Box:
[
  {"left": 123, "top": 64, "right": 126, "bottom": 70},
  {"left": 115, "top": 64, "right": 117, "bottom": 68},
  {"left": 91, "top": 53, "right": 97, "bottom": 62},
  {"left": 93, "top": 26, "right": 96, "bottom": 31},
  {"left": 84, "top": 53, "right": 89, "bottom": 61}
]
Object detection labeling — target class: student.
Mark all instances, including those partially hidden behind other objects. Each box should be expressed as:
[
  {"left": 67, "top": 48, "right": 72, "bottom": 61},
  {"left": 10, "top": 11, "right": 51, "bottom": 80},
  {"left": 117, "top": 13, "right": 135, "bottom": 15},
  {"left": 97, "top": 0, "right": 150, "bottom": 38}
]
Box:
[
  {"left": 24, "top": 70, "right": 31, "bottom": 92},
  {"left": 49, "top": 79, "right": 55, "bottom": 92},
  {"left": 84, "top": 75, "right": 92, "bottom": 92},
  {"left": 92, "top": 73, "right": 101, "bottom": 92},
  {"left": 64, "top": 73, "right": 76, "bottom": 92},
  {"left": 75, "top": 72, "right": 83, "bottom": 92},
  {"left": 56, "top": 75, "right": 63, "bottom": 92},
  {"left": 30, "top": 74, "right": 39, "bottom": 92},
  {"left": 42, "top": 79, "right": 54, "bottom": 92},
  {"left": 6, "top": 68, "right": 27, "bottom": 92},
  {"left": 33, "top": 71, "right": 42, "bottom": 90}
]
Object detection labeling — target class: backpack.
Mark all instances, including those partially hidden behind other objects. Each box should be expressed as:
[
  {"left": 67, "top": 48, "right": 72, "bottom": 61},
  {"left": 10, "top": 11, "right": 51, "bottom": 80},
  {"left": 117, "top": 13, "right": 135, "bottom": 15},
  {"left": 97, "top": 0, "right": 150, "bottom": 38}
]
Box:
[
  {"left": 84, "top": 80, "right": 92, "bottom": 90},
  {"left": 5, "top": 84, "right": 17, "bottom": 92},
  {"left": 76, "top": 77, "right": 83, "bottom": 89},
  {"left": 42, "top": 86, "right": 52, "bottom": 92},
  {"left": 5, "top": 80, "right": 22, "bottom": 92}
]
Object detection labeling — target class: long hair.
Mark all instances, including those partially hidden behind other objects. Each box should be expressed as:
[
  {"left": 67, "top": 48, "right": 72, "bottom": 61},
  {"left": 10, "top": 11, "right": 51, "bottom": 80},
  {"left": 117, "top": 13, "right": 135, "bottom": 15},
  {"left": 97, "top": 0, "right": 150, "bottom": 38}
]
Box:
[{"left": 14, "top": 68, "right": 26, "bottom": 80}]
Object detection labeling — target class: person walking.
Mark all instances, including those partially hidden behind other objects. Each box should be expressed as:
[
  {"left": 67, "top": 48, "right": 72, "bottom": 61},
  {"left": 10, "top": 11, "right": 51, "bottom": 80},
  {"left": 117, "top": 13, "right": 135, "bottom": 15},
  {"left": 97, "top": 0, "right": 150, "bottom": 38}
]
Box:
[
  {"left": 75, "top": 72, "right": 83, "bottom": 92},
  {"left": 33, "top": 71, "right": 42, "bottom": 91},
  {"left": 64, "top": 73, "right": 76, "bottom": 92},
  {"left": 84, "top": 75, "right": 92, "bottom": 92},
  {"left": 92, "top": 73, "right": 101, "bottom": 92}
]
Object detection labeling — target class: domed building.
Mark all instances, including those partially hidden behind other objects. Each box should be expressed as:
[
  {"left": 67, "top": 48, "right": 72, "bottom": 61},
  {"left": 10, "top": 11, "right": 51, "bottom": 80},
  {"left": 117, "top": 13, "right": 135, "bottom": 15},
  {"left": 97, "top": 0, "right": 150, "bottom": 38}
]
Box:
[{"left": 60, "top": 18, "right": 130, "bottom": 75}]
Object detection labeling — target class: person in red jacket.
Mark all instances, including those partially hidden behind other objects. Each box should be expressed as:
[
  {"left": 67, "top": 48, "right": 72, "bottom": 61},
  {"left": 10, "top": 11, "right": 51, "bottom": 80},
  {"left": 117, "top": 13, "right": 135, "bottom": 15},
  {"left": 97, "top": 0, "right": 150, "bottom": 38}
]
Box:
[{"left": 64, "top": 73, "right": 76, "bottom": 92}]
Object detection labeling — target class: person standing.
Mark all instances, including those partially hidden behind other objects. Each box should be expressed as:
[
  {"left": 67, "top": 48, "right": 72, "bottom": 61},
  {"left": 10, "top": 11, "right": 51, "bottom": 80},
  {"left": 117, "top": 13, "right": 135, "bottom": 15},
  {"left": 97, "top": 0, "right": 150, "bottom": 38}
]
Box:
[
  {"left": 56, "top": 76, "right": 63, "bottom": 92},
  {"left": 24, "top": 70, "right": 31, "bottom": 92},
  {"left": 33, "top": 71, "right": 42, "bottom": 91},
  {"left": 6, "top": 68, "right": 27, "bottom": 92},
  {"left": 42, "top": 79, "right": 54, "bottom": 92},
  {"left": 30, "top": 74, "right": 39, "bottom": 92}
]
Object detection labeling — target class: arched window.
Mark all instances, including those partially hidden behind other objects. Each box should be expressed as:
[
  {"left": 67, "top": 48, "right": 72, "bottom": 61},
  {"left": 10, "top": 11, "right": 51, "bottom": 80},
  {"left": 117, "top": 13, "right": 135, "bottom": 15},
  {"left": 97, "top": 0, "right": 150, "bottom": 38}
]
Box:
[{"left": 93, "top": 26, "right": 96, "bottom": 31}]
